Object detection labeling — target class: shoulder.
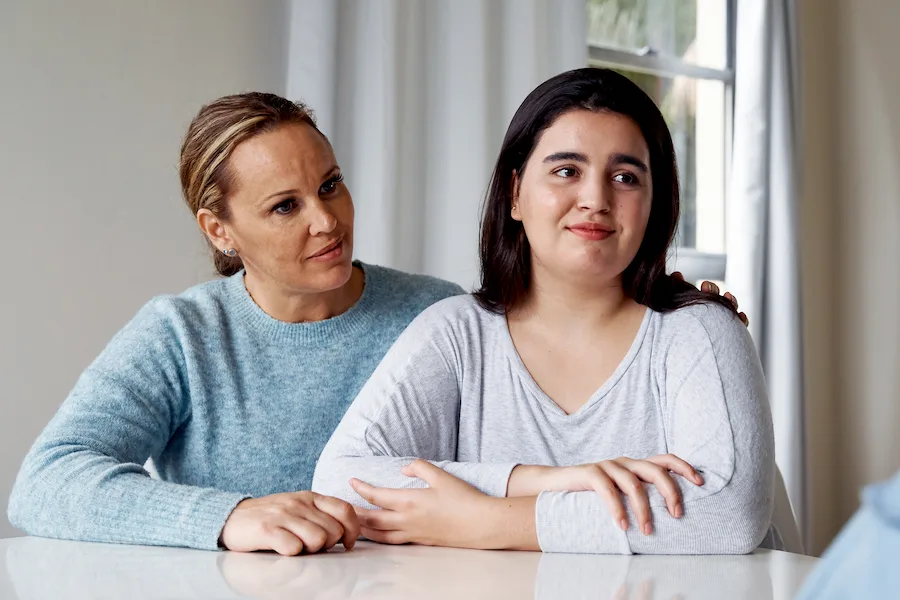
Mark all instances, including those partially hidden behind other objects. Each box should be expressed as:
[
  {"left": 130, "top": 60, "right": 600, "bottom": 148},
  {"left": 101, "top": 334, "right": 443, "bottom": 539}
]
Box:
[
  {"left": 134, "top": 277, "right": 231, "bottom": 331},
  {"left": 655, "top": 302, "right": 753, "bottom": 357},
  {"left": 102, "top": 277, "right": 232, "bottom": 357},
  {"left": 651, "top": 302, "right": 762, "bottom": 393},
  {"left": 389, "top": 293, "right": 499, "bottom": 348},
  {"left": 361, "top": 262, "right": 465, "bottom": 315}
]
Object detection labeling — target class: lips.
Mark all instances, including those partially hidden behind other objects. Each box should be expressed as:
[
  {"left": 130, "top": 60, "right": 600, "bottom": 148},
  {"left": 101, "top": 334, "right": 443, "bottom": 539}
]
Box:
[
  {"left": 567, "top": 223, "right": 615, "bottom": 241},
  {"left": 308, "top": 237, "right": 343, "bottom": 259}
]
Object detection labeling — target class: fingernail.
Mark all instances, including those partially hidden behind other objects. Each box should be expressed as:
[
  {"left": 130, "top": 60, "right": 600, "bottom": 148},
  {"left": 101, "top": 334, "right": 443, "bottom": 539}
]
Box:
[
  {"left": 643, "top": 524, "right": 652, "bottom": 536},
  {"left": 619, "top": 519, "right": 629, "bottom": 531},
  {"left": 675, "top": 503, "right": 683, "bottom": 518}
]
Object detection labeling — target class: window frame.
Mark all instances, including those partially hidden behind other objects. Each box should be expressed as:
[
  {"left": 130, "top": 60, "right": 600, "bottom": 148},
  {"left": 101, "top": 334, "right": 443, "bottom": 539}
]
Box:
[{"left": 586, "top": 0, "right": 737, "bottom": 283}]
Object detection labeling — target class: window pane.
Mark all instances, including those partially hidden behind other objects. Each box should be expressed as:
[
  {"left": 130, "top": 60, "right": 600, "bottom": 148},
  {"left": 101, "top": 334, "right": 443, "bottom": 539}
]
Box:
[
  {"left": 613, "top": 69, "right": 726, "bottom": 252},
  {"left": 587, "top": 0, "right": 728, "bottom": 70}
]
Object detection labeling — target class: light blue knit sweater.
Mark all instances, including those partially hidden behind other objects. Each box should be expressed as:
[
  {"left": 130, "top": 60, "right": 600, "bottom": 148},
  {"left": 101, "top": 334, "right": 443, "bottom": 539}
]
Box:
[{"left": 7, "top": 263, "right": 462, "bottom": 550}]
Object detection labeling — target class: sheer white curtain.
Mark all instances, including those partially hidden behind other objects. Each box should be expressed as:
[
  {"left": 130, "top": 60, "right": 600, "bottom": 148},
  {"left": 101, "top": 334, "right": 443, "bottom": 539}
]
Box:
[
  {"left": 726, "top": 0, "right": 806, "bottom": 549},
  {"left": 286, "top": 0, "right": 586, "bottom": 289}
]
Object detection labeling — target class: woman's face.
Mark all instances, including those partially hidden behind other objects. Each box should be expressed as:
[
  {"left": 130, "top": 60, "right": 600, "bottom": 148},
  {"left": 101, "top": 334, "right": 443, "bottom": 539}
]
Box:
[
  {"left": 512, "top": 109, "right": 653, "bottom": 287},
  {"left": 211, "top": 123, "right": 355, "bottom": 294}
]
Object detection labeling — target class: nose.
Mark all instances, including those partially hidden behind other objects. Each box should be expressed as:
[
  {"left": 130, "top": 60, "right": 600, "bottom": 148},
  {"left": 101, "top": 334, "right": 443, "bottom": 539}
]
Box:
[
  {"left": 308, "top": 200, "right": 338, "bottom": 236},
  {"left": 577, "top": 175, "right": 611, "bottom": 213}
]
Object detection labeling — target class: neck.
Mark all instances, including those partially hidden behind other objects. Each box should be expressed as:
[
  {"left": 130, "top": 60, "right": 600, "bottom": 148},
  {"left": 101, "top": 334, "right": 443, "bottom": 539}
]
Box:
[
  {"left": 242, "top": 266, "right": 364, "bottom": 323},
  {"left": 511, "top": 266, "right": 634, "bottom": 333}
]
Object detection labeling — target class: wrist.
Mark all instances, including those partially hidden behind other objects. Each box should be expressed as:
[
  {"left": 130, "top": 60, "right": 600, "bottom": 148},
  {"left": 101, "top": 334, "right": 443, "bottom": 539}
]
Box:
[
  {"left": 507, "top": 465, "right": 554, "bottom": 497},
  {"left": 476, "top": 496, "right": 540, "bottom": 551}
]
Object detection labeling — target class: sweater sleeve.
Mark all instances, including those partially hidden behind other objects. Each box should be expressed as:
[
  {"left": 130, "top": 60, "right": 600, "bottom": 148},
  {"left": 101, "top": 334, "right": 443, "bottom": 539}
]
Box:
[
  {"left": 6, "top": 300, "right": 248, "bottom": 550},
  {"left": 312, "top": 300, "right": 518, "bottom": 507},
  {"left": 535, "top": 306, "right": 775, "bottom": 554}
]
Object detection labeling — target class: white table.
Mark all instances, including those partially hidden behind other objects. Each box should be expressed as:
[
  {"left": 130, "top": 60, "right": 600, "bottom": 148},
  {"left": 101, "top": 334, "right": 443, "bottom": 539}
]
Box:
[{"left": 0, "top": 537, "right": 819, "bottom": 599}]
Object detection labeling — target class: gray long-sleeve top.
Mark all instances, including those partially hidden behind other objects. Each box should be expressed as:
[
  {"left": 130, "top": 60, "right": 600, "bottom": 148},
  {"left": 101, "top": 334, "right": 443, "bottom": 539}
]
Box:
[{"left": 312, "top": 295, "right": 776, "bottom": 554}]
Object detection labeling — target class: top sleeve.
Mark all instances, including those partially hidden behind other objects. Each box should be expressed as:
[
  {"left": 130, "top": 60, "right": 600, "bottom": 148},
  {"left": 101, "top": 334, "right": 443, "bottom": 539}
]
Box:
[
  {"left": 535, "top": 305, "right": 776, "bottom": 554},
  {"left": 6, "top": 299, "right": 248, "bottom": 550},
  {"left": 312, "top": 299, "right": 518, "bottom": 507}
]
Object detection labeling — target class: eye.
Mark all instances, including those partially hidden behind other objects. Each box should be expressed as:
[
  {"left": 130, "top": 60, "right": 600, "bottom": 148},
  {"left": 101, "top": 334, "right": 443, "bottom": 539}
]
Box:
[
  {"left": 272, "top": 198, "right": 296, "bottom": 215},
  {"left": 320, "top": 173, "right": 345, "bottom": 196},
  {"left": 612, "top": 172, "right": 639, "bottom": 185},
  {"left": 552, "top": 166, "right": 580, "bottom": 179}
]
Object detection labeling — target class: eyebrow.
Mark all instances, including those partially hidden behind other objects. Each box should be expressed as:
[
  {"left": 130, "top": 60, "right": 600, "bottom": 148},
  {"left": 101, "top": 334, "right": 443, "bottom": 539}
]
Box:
[
  {"left": 543, "top": 151, "right": 589, "bottom": 164},
  {"left": 260, "top": 165, "right": 340, "bottom": 203},
  {"left": 542, "top": 151, "right": 648, "bottom": 173},
  {"left": 609, "top": 153, "right": 649, "bottom": 173}
]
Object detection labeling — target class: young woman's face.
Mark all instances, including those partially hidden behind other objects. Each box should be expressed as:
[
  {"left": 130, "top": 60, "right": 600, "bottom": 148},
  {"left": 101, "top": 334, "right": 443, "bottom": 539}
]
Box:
[
  {"left": 215, "top": 123, "right": 355, "bottom": 294},
  {"left": 512, "top": 109, "right": 653, "bottom": 286}
]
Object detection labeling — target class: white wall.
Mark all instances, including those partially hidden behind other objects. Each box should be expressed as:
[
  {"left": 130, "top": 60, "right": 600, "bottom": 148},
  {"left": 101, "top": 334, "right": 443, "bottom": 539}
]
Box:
[
  {"left": 832, "top": 0, "right": 900, "bottom": 527},
  {"left": 798, "top": 0, "right": 839, "bottom": 556},
  {"left": 0, "top": 0, "right": 288, "bottom": 539},
  {"left": 799, "top": 0, "right": 900, "bottom": 554}
]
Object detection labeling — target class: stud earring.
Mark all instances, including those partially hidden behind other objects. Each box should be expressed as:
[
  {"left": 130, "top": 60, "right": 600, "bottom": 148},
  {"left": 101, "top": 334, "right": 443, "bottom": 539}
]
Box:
[{"left": 222, "top": 248, "right": 238, "bottom": 257}]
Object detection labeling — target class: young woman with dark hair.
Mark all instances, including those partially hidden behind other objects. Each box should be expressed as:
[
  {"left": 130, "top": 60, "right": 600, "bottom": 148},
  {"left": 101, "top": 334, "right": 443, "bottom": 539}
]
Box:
[{"left": 313, "top": 68, "right": 777, "bottom": 555}]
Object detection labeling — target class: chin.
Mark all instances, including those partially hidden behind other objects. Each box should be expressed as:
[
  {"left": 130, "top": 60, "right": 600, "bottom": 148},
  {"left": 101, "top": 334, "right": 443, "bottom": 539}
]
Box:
[{"left": 311, "top": 259, "right": 355, "bottom": 291}]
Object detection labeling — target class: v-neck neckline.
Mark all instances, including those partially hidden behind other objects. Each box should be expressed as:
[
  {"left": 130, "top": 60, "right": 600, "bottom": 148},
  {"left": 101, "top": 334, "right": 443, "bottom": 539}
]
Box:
[{"left": 499, "top": 307, "right": 654, "bottom": 419}]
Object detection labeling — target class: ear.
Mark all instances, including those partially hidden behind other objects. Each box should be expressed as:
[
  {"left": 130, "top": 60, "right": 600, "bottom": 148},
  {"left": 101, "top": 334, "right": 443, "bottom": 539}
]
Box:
[
  {"left": 197, "top": 209, "right": 234, "bottom": 253},
  {"left": 510, "top": 170, "right": 522, "bottom": 222}
]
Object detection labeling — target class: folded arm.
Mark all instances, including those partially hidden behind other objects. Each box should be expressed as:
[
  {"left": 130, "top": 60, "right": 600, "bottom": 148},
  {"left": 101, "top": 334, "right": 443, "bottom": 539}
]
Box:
[
  {"left": 312, "top": 306, "right": 519, "bottom": 505},
  {"left": 535, "top": 309, "right": 775, "bottom": 554}
]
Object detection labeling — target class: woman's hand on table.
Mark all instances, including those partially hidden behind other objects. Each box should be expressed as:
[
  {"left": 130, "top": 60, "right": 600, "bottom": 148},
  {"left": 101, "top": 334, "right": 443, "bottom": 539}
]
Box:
[
  {"left": 508, "top": 455, "right": 704, "bottom": 536},
  {"left": 219, "top": 491, "right": 360, "bottom": 556},
  {"left": 349, "top": 460, "right": 510, "bottom": 549}
]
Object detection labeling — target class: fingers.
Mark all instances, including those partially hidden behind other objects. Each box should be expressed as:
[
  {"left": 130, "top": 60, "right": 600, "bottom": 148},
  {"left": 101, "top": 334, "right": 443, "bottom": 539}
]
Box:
[
  {"left": 356, "top": 506, "right": 403, "bottom": 532},
  {"left": 267, "top": 526, "right": 305, "bottom": 556},
  {"left": 350, "top": 478, "right": 401, "bottom": 510},
  {"left": 700, "top": 281, "right": 720, "bottom": 295},
  {"left": 583, "top": 467, "right": 629, "bottom": 532},
  {"left": 360, "top": 527, "right": 409, "bottom": 545},
  {"left": 400, "top": 459, "right": 443, "bottom": 485},
  {"left": 645, "top": 454, "right": 704, "bottom": 486},
  {"left": 620, "top": 458, "right": 683, "bottom": 519},
  {"left": 356, "top": 507, "right": 408, "bottom": 546},
  {"left": 723, "top": 291, "right": 739, "bottom": 310},
  {"left": 313, "top": 494, "right": 361, "bottom": 549},
  {"left": 671, "top": 271, "right": 685, "bottom": 282},
  {"left": 603, "top": 461, "right": 653, "bottom": 535},
  {"left": 278, "top": 516, "right": 331, "bottom": 554},
  {"left": 739, "top": 311, "right": 749, "bottom": 327},
  {"left": 297, "top": 506, "right": 345, "bottom": 551}
]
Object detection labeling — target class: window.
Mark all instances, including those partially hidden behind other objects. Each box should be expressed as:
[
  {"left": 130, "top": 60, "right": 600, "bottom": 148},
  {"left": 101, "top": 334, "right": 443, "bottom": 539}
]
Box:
[{"left": 586, "top": 0, "right": 736, "bottom": 283}]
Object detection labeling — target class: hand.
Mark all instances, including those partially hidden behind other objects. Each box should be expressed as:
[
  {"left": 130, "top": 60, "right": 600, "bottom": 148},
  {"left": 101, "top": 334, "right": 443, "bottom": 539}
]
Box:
[
  {"left": 219, "top": 491, "right": 360, "bottom": 556},
  {"left": 508, "top": 455, "right": 704, "bottom": 536},
  {"left": 671, "top": 271, "right": 749, "bottom": 327},
  {"left": 349, "top": 460, "right": 495, "bottom": 549}
]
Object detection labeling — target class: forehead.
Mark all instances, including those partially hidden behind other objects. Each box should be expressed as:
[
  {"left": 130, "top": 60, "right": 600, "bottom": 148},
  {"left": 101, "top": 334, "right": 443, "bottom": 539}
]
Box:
[
  {"left": 229, "top": 123, "right": 335, "bottom": 187},
  {"left": 533, "top": 109, "right": 649, "bottom": 159}
]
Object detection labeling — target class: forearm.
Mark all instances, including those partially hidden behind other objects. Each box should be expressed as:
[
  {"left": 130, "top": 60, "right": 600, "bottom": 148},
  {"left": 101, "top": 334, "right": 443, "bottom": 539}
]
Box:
[
  {"left": 536, "top": 485, "right": 770, "bottom": 555},
  {"left": 479, "top": 496, "right": 540, "bottom": 551},
  {"left": 312, "top": 455, "right": 518, "bottom": 507},
  {"left": 507, "top": 465, "right": 555, "bottom": 497},
  {"left": 8, "top": 446, "right": 247, "bottom": 550}
]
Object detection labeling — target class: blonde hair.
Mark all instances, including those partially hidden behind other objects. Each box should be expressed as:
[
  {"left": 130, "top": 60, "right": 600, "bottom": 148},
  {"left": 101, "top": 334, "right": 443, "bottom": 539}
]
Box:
[{"left": 179, "top": 92, "right": 320, "bottom": 276}]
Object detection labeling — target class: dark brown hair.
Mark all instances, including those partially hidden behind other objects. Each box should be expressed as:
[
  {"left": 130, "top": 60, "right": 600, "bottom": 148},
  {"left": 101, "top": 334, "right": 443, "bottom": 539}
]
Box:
[
  {"left": 474, "top": 67, "right": 737, "bottom": 317},
  {"left": 179, "top": 92, "right": 322, "bottom": 276}
]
